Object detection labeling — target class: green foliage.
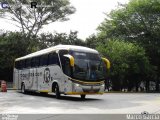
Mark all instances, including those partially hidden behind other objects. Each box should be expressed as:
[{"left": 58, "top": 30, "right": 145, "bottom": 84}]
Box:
[
  {"left": 0, "top": 32, "right": 27, "bottom": 68},
  {"left": 85, "top": 34, "right": 99, "bottom": 49},
  {"left": 38, "top": 31, "right": 85, "bottom": 49},
  {"left": 97, "top": 0, "right": 160, "bottom": 91},
  {"left": 98, "top": 0, "right": 160, "bottom": 42},
  {"left": 0, "top": 32, "right": 28, "bottom": 81},
  {"left": 97, "top": 40, "right": 150, "bottom": 91}
]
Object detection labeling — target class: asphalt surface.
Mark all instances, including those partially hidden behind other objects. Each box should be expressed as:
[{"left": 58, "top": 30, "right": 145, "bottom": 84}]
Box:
[{"left": 0, "top": 90, "right": 160, "bottom": 114}]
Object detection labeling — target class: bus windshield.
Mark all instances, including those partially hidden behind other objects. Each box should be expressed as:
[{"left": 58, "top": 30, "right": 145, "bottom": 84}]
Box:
[{"left": 70, "top": 51, "right": 107, "bottom": 82}]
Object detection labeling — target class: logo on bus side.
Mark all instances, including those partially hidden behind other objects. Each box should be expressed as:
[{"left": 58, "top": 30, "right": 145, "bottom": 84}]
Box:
[{"left": 44, "top": 68, "right": 51, "bottom": 83}]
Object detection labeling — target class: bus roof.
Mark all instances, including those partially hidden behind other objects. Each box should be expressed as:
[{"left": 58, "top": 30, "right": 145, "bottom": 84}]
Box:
[{"left": 15, "top": 45, "right": 99, "bottom": 61}]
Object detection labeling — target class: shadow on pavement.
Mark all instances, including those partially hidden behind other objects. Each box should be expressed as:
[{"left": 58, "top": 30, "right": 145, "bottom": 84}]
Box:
[{"left": 17, "top": 91, "right": 101, "bottom": 101}]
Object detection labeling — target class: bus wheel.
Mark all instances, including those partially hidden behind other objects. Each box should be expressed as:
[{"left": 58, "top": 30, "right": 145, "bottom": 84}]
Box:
[
  {"left": 55, "top": 84, "right": 61, "bottom": 99},
  {"left": 81, "top": 95, "right": 86, "bottom": 100},
  {"left": 21, "top": 83, "right": 26, "bottom": 94},
  {"left": 40, "top": 92, "right": 48, "bottom": 95}
]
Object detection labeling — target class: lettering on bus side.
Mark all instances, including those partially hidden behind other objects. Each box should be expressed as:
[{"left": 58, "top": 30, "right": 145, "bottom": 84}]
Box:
[
  {"left": 20, "top": 72, "right": 43, "bottom": 80},
  {"left": 44, "top": 68, "right": 51, "bottom": 83}
]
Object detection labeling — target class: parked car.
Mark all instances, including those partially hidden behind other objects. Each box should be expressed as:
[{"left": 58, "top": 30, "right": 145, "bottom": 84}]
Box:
[{"left": 0, "top": 80, "right": 7, "bottom": 92}]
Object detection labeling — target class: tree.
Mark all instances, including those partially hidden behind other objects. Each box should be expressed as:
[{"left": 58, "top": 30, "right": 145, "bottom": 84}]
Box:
[
  {"left": 97, "top": 40, "right": 150, "bottom": 91},
  {"left": 85, "top": 34, "right": 99, "bottom": 49},
  {"left": 97, "top": 0, "right": 160, "bottom": 91},
  {"left": 0, "top": 0, "right": 75, "bottom": 37},
  {"left": 38, "top": 31, "right": 85, "bottom": 49},
  {"left": 0, "top": 32, "right": 30, "bottom": 81}
]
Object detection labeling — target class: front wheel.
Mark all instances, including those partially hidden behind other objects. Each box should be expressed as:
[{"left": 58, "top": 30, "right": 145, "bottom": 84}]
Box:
[
  {"left": 55, "top": 84, "right": 61, "bottom": 99},
  {"left": 80, "top": 95, "right": 86, "bottom": 100}
]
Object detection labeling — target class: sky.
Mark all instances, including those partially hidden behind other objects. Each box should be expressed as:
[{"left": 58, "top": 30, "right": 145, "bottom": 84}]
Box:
[{"left": 0, "top": 0, "right": 129, "bottom": 39}]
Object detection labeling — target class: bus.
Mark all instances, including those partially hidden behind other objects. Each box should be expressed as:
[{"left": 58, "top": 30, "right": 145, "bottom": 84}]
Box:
[{"left": 13, "top": 45, "right": 110, "bottom": 99}]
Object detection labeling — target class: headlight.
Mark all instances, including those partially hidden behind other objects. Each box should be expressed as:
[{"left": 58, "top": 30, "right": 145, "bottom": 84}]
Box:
[
  {"left": 101, "top": 84, "right": 105, "bottom": 87},
  {"left": 75, "top": 83, "right": 80, "bottom": 87}
]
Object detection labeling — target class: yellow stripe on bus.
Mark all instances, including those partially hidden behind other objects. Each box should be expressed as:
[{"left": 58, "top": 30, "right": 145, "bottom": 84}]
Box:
[
  {"left": 66, "top": 76, "right": 105, "bottom": 84},
  {"left": 39, "top": 90, "right": 50, "bottom": 93}
]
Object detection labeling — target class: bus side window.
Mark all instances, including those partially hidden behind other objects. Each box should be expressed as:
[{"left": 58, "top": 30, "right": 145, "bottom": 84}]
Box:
[
  {"left": 40, "top": 55, "right": 48, "bottom": 66},
  {"left": 39, "top": 56, "right": 42, "bottom": 66},
  {"left": 64, "top": 58, "right": 71, "bottom": 76},
  {"left": 25, "top": 59, "right": 31, "bottom": 68},
  {"left": 35, "top": 57, "right": 40, "bottom": 67},
  {"left": 48, "top": 52, "right": 59, "bottom": 65},
  {"left": 16, "top": 61, "right": 21, "bottom": 69},
  {"left": 15, "top": 61, "right": 19, "bottom": 69},
  {"left": 31, "top": 58, "right": 35, "bottom": 67},
  {"left": 59, "top": 50, "right": 71, "bottom": 75},
  {"left": 59, "top": 50, "right": 69, "bottom": 64},
  {"left": 19, "top": 60, "right": 25, "bottom": 69},
  {"left": 19, "top": 60, "right": 24, "bottom": 69}
]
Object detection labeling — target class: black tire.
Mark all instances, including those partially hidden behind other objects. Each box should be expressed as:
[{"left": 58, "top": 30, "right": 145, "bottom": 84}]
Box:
[
  {"left": 40, "top": 92, "right": 48, "bottom": 95},
  {"left": 55, "top": 84, "right": 61, "bottom": 99},
  {"left": 21, "top": 83, "right": 26, "bottom": 94},
  {"left": 81, "top": 95, "right": 86, "bottom": 100}
]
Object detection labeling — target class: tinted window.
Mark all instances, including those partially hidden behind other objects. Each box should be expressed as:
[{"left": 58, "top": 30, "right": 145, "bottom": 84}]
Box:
[
  {"left": 31, "top": 58, "right": 35, "bottom": 67},
  {"left": 59, "top": 50, "right": 68, "bottom": 56},
  {"left": 48, "top": 52, "right": 60, "bottom": 65},
  {"left": 69, "top": 51, "right": 106, "bottom": 81},
  {"left": 59, "top": 50, "right": 69, "bottom": 73},
  {"left": 40, "top": 55, "right": 48, "bottom": 66},
  {"left": 35, "top": 57, "right": 40, "bottom": 67},
  {"left": 25, "top": 59, "right": 31, "bottom": 68},
  {"left": 19, "top": 60, "right": 25, "bottom": 69},
  {"left": 70, "top": 51, "right": 100, "bottom": 61},
  {"left": 63, "top": 58, "right": 71, "bottom": 76},
  {"left": 15, "top": 61, "right": 19, "bottom": 69}
]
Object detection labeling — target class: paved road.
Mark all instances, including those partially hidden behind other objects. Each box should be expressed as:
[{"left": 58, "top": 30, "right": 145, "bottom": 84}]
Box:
[{"left": 0, "top": 90, "right": 160, "bottom": 114}]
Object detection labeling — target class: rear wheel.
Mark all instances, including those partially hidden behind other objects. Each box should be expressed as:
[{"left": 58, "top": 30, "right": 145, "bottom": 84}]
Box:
[
  {"left": 80, "top": 95, "right": 86, "bottom": 100},
  {"left": 21, "top": 83, "right": 26, "bottom": 94},
  {"left": 55, "top": 84, "right": 61, "bottom": 99}
]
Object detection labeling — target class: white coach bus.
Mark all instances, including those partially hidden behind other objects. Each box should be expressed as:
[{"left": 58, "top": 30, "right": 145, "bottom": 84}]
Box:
[{"left": 13, "top": 45, "right": 110, "bottom": 99}]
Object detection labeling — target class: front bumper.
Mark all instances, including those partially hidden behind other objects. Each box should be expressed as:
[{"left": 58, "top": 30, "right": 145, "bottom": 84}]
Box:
[{"left": 66, "top": 83, "right": 105, "bottom": 95}]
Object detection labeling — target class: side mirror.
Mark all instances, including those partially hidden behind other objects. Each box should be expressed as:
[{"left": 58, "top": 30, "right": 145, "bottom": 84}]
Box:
[
  {"left": 63, "top": 54, "right": 75, "bottom": 67},
  {"left": 102, "top": 57, "right": 110, "bottom": 69}
]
